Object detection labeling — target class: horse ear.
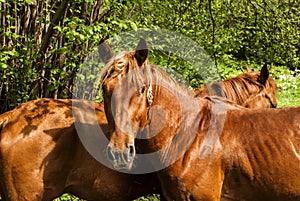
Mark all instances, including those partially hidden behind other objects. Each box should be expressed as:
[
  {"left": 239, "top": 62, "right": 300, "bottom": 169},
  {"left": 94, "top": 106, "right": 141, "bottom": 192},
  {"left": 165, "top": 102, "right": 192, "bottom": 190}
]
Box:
[
  {"left": 258, "top": 63, "right": 269, "bottom": 84},
  {"left": 135, "top": 38, "right": 149, "bottom": 66},
  {"left": 98, "top": 38, "right": 113, "bottom": 64},
  {"left": 245, "top": 64, "right": 252, "bottom": 72}
]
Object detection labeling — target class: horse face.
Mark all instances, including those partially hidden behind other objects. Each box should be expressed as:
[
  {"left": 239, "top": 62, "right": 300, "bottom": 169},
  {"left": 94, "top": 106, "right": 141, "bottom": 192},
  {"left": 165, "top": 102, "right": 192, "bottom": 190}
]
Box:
[
  {"left": 264, "top": 77, "right": 278, "bottom": 108},
  {"left": 243, "top": 92, "right": 277, "bottom": 108},
  {"left": 238, "top": 64, "right": 278, "bottom": 108},
  {"left": 100, "top": 39, "right": 149, "bottom": 170},
  {"left": 105, "top": 74, "right": 152, "bottom": 170}
]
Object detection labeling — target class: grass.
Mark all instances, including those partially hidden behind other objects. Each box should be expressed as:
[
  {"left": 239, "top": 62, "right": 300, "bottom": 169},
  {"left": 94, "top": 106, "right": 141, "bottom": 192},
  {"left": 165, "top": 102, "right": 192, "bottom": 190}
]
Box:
[
  {"left": 277, "top": 89, "right": 300, "bottom": 108},
  {"left": 271, "top": 67, "right": 300, "bottom": 108}
]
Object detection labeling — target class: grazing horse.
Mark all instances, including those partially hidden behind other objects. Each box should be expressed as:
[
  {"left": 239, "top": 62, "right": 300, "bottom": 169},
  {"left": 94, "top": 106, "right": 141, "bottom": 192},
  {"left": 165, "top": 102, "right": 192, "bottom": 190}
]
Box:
[
  {"left": 101, "top": 39, "right": 300, "bottom": 201},
  {"left": 0, "top": 99, "right": 164, "bottom": 201},
  {"left": 194, "top": 64, "right": 278, "bottom": 108}
]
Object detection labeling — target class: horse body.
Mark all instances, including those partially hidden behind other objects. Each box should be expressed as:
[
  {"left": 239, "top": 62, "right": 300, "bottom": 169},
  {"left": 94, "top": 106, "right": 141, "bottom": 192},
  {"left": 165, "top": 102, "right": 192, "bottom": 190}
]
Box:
[
  {"left": 220, "top": 107, "right": 300, "bottom": 201},
  {"left": 106, "top": 77, "right": 300, "bottom": 200},
  {"left": 160, "top": 94, "right": 299, "bottom": 201},
  {"left": 160, "top": 103, "right": 300, "bottom": 201},
  {"left": 0, "top": 98, "right": 162, "bottom": 201},
  {"left": 101, "top": 39, "right": 299, "bottom": 201}
]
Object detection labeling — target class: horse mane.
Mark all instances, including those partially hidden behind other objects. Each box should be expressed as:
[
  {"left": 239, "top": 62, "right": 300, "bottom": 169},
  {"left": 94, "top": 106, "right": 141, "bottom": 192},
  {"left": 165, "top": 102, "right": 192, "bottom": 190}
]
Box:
[
  {"left": 221, "top": 72, "right": 264, "bottom": 104},
  {"left": 203, "top": 96, "right": 244, "bottom": 110},
  {"left": 99, "top": 51, "right": 134, "bottom": 82},
  {"left": 100, "top": 51, "right": 194, "bottom": 98},
  {"left": 196, "top": 70, "right": 277, "bottom": 106},
  {"left": 99, "top": 48, "right": 279, "bottom": 110},
  {"left": 0, "top": 112, "right": 10, "bottom": 133}
]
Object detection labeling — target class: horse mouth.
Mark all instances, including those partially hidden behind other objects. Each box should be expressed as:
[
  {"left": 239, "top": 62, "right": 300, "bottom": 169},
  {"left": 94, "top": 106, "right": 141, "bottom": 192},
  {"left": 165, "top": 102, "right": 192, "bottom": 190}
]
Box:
[
  {"left": 106, "top": 143, "right": 135, "bottom": 170},
  {"left": 111, "top": 161, "right": 134, "bottom": 170}
]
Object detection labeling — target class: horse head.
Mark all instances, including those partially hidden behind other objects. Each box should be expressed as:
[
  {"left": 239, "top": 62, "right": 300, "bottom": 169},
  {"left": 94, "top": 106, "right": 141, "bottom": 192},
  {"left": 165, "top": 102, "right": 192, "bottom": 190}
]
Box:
[{"left": 99, "top": 39, "right": 153, "bottom": 170}]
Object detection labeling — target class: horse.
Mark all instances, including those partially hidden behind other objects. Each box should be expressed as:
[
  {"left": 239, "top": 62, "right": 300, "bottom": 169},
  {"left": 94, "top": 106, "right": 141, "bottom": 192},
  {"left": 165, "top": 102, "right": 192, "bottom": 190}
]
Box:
[
  {"left": 0, "top": 98, "right": 164, "bottom": 201},
  {"left": 101, "top": 38, "right": 300, "bottom": 201},
  {"left": 193, "top": 64, "right": 278, "bottom": 108}
]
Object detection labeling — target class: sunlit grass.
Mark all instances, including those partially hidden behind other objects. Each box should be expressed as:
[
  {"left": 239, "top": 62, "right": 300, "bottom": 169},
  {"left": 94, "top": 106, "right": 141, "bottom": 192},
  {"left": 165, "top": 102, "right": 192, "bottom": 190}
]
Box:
[
  {"left": 277, "top": 90, "right": 300, "bottom": 108},
  {"left": 271, "top": 66, "right": 300, "bottom": 108}
]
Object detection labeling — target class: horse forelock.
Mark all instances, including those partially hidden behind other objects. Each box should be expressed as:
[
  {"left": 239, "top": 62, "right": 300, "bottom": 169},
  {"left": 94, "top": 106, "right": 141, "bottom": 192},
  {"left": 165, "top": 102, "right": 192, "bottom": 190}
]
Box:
[{"left": 100, "top": 51, "right": 136, "bottom": 84}]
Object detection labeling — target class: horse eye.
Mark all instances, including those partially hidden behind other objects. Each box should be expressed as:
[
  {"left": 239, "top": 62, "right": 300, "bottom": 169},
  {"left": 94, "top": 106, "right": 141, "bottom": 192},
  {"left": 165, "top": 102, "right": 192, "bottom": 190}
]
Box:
[{"left": 140, "top": 86, "right": 146, "bottom": 94}]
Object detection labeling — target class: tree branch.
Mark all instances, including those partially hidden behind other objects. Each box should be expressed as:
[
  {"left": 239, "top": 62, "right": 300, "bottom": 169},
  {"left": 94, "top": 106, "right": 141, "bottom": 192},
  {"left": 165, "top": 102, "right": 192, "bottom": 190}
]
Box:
[
  {"left": 38, "top": 0, "right": 69, "bottom": 57},
  {"left": 208, "top": 0, "right": 217, "bottom": 67}
]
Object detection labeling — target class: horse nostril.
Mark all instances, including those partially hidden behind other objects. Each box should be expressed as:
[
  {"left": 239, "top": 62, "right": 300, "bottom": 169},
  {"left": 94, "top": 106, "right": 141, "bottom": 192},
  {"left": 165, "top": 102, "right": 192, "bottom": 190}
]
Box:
[
  {"left": 127, "top": 143, "right": 135, "bottom": 161},
  {"left": 106, "top": 145, "right": 115, "bottom": 162},
  {"left": 271, "top": 103, "right": 277, "bottom": 108}
]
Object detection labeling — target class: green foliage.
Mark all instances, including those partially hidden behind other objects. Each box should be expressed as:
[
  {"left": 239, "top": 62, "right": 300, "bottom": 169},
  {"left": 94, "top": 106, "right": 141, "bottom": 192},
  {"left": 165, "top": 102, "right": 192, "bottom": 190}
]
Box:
[
  {"left": 0, "top": 0, "right": 138, "bottom": 112},
  {"left": 1, "top": 0, "right": 299, "bottom": 113},
  {"left": 53, "top": 194, "right": 85, "bottom": 201},
  {"left": 138, "top": 0, "right": 299, "bottom": 67}
]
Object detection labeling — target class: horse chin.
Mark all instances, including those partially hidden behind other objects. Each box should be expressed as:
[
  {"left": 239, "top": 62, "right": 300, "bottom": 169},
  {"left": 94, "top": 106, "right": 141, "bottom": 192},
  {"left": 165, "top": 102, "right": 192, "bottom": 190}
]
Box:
[
  {"left": 107, "top": 144, "right": 135, "bottom": 171},
  {"left": 112, "top": 161, "right": 134, "bottom": 171}
]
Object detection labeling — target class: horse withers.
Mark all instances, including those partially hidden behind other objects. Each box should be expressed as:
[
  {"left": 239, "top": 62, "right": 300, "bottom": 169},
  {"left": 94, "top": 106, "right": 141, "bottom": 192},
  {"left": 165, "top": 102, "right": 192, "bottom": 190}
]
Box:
[{"left": 101, "top": 38, "right": 300, "bottom": 201}]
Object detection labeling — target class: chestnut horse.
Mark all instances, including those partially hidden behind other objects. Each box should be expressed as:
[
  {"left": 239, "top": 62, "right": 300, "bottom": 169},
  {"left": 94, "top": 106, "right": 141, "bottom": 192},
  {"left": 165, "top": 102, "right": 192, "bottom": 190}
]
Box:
[
  {"left": 194, "top": 64, "right": 278, "bottom": 108},
  {"left": 101, "top": 39, "right": 300, "bottom": 201},
  {"left": 0, "top": 99, "right": 164, "bottom": 201}
]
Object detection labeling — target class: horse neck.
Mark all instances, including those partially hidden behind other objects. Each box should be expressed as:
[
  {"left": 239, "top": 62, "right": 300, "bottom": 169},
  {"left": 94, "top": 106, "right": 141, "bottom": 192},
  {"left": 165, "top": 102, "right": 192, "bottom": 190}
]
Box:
[
  {"left": 146, "top": 85, "right": 188, "bottom": 147},
  {"left": 144, "top": 87, "right": 212, "bottom": 161}
]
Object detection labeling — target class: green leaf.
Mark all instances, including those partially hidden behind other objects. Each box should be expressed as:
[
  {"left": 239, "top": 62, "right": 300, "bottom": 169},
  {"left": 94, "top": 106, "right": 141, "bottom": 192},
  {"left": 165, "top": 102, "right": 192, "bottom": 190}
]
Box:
[
  {"left": 0, "top": 63, "right": 8, "bottom": 69},
  {"left": 130, "top": 22, "right": 138, "bottom": 31}
]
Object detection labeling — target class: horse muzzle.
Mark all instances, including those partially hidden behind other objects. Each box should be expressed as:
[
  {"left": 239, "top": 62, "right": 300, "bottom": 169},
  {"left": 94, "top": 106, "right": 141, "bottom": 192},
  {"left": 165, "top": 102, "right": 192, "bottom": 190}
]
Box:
[{"left": 106, "top": 143, "right": 136, "bottom": 170}]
